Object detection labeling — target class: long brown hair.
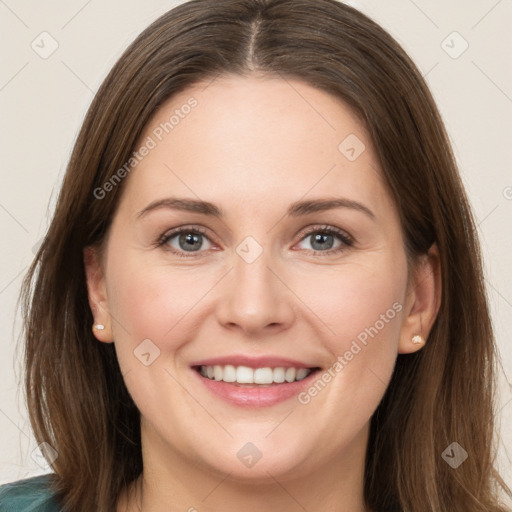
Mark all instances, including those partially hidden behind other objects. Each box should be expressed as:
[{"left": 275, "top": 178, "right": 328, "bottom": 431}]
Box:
[{"left": 19, "top": 0, "right": 510, "bottom": 510}]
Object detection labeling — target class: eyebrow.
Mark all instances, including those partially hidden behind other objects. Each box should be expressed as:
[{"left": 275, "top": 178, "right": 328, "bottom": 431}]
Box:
[{"left": 136, "top": 197, "right": 376, "bottom": 221}]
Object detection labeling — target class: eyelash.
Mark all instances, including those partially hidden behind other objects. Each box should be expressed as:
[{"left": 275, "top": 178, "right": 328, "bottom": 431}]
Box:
[{"left": 155, "top": 224, "right": 355, "bottom": 258}]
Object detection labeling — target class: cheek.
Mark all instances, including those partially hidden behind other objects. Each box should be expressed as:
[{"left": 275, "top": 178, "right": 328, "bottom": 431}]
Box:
[
  {"left": 105, "top": 264, "right": 215, "bottom": 411},
  {"left": 106, "top": 261, "right": 219, "bottom": 353},
  {"left": 296, "top": 259, "right": 405, "bottom": 344},
  {"left": 293, "top": 258, "right": 406, "bottom": 395},
  {"left": 287, "top": 267, "right": 405, "bottom": 449}
]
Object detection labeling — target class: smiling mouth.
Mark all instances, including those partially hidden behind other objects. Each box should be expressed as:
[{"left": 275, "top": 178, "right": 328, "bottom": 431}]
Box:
[{"left": 193, "top": 364, "right": 321, "bottom": 386}]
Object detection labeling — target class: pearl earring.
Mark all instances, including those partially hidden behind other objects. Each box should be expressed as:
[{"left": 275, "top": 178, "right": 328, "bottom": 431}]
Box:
[
  {"left": 93, "top": 324, "right": 105, "bottom": 331},
  {"left": 411, "top": 334, "right": 424, "bottom": 345}
]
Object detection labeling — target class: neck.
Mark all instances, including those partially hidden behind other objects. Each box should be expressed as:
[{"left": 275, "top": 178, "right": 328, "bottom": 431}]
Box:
[{"left": 119, "top": 423, "right": 370, "bottom": 512}]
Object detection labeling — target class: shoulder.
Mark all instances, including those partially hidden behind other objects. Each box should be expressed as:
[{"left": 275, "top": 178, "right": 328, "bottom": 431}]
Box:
[{"left": 0, "top": 474, "right": 61, "bottom": 511}]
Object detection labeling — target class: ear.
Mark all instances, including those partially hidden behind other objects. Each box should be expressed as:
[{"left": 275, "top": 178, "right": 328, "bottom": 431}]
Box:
[
  {"left": 398, "top": 242, "right": 442, "bottom": 354},
  {"left": 83, "top": 246, "right": 114, "bottom": 343}
]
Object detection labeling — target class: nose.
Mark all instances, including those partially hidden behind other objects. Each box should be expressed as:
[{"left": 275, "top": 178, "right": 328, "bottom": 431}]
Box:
[{"left": 215, "top": 246, "right": 296, "bottom": 337}]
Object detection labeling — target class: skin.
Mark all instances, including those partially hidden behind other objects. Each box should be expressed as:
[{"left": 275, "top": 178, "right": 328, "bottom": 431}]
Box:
[{"left": 84, "top": 73, "right": 441, "bottom": 512}]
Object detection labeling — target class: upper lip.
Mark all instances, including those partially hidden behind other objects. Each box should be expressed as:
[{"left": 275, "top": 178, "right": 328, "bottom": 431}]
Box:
[{"left": 190, "top": 355, "right": 319, "bottom": 369}]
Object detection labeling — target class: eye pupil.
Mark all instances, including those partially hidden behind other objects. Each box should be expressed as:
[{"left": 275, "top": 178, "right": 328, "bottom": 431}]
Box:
[
  {"left": 311, "top": 233, "right": 334, "bottom": 250},
  {"left": 179, "top": 233, "right": 202, "bottom": 251}
]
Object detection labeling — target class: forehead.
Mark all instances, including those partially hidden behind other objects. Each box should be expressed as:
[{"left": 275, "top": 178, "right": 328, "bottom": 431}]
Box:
[{"left": 117, "top": 73, "right": 392, "bottom": 220}]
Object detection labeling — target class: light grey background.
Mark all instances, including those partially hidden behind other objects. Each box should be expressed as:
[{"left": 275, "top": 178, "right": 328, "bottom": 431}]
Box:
[{"left": 0, "top": 0, "right": 510, "bottom": 501}]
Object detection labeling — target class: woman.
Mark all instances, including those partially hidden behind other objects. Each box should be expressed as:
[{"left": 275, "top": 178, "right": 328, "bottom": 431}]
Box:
[{"left": 1, "top": 0, "right": 509, "bottom": 510}]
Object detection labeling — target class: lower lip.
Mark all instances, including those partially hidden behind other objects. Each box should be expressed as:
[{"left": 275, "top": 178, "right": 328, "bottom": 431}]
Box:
[{"left": 191, "top": 368, "right": 320, "bottom": 408}]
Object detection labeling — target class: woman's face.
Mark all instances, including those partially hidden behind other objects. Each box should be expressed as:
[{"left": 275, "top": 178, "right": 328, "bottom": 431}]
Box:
[{"left": 86, "top": 74, "right": 435, "bottom": 484}]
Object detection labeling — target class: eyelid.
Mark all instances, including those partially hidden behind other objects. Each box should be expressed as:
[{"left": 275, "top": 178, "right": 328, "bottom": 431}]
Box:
[
  {"left": 156, "top": 225, "right": 211, "bottom": 246},
  {"left": 295, "top": 224, "right": 354, "bottom": 244},
  {"left": 292, "top": 224, "right": 354, "bottom": 256},
  {"left": 156, "top": 223, "right": 355, "bottom": 257},
  {"left": 156, "top": 225, "right": 215, "bottom": 258}
]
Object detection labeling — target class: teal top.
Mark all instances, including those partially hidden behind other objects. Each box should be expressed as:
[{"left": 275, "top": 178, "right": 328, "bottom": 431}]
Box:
[{"left": 0, "top": 474, "right": 61, "bottom": 511}]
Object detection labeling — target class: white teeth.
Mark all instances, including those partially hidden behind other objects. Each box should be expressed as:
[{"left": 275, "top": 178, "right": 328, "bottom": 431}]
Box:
[
  {"left": 198, "top": 365, "right": 314, "bottom": 384},
  {"left": 285, "top": 367, "right": 296, "bottom": 382},
  {"left": 236, "top": 366, "right": 254, "bottom": 383},
  {"left": 213, "top": 365, "right": 223, "bottom": 381},
  {"left": 296, "top": 368, "right": 310, "bottom": 381},
  {"left": 223, "top": 364, "right": 236, "bottom": 383},
  {"left": 254, "top": 367, "right": 273, "bottom": 384},
  {"left": 273, "top": 367, "right": 285, "bottom": 383}
]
